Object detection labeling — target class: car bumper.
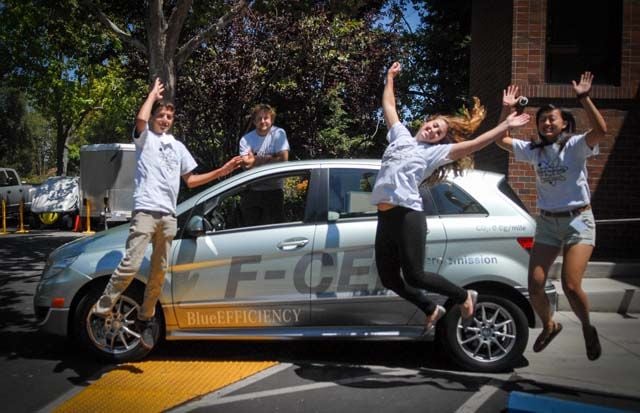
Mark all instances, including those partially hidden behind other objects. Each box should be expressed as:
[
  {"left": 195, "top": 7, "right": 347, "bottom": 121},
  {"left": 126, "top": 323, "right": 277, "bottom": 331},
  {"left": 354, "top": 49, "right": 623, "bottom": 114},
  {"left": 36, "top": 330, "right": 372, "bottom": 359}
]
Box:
[{"left": 35, "top": 307, "right": 70, "bottom": 336}]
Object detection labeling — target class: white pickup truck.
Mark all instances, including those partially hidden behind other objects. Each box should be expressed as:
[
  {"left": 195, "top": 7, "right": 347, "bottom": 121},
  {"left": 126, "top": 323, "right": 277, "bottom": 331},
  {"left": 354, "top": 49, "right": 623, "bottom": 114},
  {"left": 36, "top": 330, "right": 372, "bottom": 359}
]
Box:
[{"left": 0, "top": 167, "right": 35, "bottom": 216}]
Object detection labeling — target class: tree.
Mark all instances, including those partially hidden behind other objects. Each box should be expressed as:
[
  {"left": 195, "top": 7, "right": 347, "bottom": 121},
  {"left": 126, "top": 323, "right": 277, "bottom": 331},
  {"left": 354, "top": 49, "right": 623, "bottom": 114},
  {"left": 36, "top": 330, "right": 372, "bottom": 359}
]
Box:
[
  {"left": 0, "top": 86, "right": 36, "bottom": 177},
  {"left": 175, "top": 1, "right": 393, "bottom": 168},
  {"left": 0, "top": 1, "right": 140, "bottom": 176},
  {"left": 391, "top": 0, "right": 472, "bottom": 118},
  {"left": 81, "top": 0, "right": 251, "bottom": 102}
]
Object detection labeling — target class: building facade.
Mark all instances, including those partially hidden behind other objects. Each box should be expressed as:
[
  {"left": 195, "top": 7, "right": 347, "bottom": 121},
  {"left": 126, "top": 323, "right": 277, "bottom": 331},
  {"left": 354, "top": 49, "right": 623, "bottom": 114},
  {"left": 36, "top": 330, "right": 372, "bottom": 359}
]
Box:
[{"left": 470, "top": 0, "right": 640, "bottom": 260}]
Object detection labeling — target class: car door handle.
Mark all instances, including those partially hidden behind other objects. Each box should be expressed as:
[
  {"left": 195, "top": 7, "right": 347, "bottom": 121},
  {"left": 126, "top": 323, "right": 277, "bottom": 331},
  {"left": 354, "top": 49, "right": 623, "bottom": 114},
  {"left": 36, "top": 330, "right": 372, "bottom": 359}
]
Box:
[{"left": 277, "top": 238, "right": 310, "bottom": 251}]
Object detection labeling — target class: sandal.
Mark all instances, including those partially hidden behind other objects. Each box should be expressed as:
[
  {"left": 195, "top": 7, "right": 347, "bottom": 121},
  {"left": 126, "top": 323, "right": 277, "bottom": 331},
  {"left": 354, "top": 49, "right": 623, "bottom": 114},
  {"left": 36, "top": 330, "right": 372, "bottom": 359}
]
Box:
[
  {"left": 533, "top": 322, "right": 563, "bottom": 353},
  {"left": 584, "top": 325, "right": 602, "bottom": 361},
  {"left": 425, "top": 305, "right": 446, "bottom": 332}
]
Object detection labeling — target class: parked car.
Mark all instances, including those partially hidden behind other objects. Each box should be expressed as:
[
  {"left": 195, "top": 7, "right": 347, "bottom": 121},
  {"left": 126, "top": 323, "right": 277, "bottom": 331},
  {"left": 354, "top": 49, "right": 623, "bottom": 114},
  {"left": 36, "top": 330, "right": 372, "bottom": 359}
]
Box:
[
  {"left": 0, "top": 167, "right": 35, "bottom": 218},
  {"left": 34, "top": 159, "right": 556, "bottom": 372},
  {"left": 30, "top": 176, "right": 79, "bottom": 230}
]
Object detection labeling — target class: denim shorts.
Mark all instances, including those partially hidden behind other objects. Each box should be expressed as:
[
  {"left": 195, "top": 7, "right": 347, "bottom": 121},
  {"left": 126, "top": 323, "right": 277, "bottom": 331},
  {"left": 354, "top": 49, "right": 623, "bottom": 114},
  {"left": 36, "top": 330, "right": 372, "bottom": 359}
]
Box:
[{"left": 534, "top": 209, "right": 596, "bottom": 247}]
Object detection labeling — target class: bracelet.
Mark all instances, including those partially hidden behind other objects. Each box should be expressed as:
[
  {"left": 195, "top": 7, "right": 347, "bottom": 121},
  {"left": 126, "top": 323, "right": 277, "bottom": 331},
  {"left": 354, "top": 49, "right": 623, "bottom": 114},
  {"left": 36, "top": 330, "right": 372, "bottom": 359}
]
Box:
[{"left": 577, "top": 92, "right": 589, "bottom": 99}]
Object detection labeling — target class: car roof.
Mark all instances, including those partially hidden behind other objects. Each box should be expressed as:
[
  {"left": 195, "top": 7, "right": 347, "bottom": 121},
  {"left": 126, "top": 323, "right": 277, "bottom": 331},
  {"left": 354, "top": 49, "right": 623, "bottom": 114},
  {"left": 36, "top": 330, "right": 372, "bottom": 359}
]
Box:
[{"left": 177, "top": 159, "right": 507, "bottom": 214}]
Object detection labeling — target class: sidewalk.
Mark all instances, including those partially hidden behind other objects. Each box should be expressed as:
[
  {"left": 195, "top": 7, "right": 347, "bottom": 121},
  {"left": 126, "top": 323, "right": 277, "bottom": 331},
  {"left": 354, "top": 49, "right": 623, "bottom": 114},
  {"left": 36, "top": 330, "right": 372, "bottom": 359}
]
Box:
[{"left": 550, "top": 259, "right": 640, "bottom": 313}]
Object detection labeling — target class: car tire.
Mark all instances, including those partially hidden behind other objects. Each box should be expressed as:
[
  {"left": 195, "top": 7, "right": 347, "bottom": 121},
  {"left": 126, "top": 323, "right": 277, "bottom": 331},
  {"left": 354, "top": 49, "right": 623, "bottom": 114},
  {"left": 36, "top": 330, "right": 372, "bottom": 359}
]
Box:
[
  {"left": 74, "top": 284, "right": 162, "bottom": 363},
  {"left": 438, "top": 294, "right": 528, "bottom": 373}
]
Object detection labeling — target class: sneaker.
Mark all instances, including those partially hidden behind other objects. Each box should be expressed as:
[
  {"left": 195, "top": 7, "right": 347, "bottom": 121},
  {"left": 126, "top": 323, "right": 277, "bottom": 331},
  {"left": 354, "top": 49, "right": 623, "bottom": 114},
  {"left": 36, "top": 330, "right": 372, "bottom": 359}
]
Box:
[
  {"left": 92, "top": 296, "right": 114, "bottom": 317},
  {"left": 136, "top": 319, "right": 155, "bottom": 350}
]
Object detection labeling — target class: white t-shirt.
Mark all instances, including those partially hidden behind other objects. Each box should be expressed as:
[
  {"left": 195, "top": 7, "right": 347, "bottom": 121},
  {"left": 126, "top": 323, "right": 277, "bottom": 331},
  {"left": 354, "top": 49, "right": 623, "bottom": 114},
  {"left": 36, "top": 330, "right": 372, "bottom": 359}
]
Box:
[
  {"left": 239, "top": 126, "right": 290, "bottom": 191},
  {"left": 132, "top": 125, "right": 197, "bottom": 215},
  {"left": 512, "top": 133, "right": 599, "bottom": 212},
  {"left": 370, "top": 122, "right": 452, "bottom": 211}
]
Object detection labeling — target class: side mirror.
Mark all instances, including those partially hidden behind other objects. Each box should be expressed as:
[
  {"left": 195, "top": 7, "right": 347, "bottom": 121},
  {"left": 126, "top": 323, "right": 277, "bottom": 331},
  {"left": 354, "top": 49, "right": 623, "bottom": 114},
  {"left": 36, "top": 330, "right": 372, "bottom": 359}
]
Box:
[
  {"left": 328, "top": 211, "right": 340, "bottom": 222},
  {"left": 184, "top": 215, "right": 213, "bottom": 238}
]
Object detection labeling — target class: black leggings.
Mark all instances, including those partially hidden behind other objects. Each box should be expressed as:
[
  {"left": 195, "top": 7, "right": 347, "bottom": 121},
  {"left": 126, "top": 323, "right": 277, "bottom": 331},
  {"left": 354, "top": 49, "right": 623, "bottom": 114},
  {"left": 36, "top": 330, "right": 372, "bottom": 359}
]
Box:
[{"left": 375, "top": 206, "right": 468, "bottom": 316}]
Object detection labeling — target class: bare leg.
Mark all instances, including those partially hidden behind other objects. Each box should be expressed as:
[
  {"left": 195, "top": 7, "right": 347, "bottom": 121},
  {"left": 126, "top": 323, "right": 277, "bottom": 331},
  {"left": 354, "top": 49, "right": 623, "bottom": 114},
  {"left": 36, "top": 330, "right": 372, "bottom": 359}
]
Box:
[
  {"left": 528, "top": 242, "right": 562, "bottom": 332},
  {"left": 560, "top": 243, "right": 594, "bottom": 327}
]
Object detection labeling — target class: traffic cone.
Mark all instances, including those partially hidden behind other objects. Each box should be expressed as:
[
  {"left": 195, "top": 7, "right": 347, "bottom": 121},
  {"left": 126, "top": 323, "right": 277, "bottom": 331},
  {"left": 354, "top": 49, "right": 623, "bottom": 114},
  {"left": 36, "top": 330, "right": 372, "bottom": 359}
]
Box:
[{"left": 73, "top": 214, "right": 82, "bottom": 232}]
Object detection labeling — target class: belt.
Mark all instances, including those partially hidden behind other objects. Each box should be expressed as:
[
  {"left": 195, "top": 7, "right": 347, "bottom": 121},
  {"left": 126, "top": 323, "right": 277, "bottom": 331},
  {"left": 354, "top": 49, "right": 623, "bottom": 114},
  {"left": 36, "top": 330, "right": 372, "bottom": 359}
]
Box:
[{"left": 540, "top": 205, "right": 591, "bottom": 218}]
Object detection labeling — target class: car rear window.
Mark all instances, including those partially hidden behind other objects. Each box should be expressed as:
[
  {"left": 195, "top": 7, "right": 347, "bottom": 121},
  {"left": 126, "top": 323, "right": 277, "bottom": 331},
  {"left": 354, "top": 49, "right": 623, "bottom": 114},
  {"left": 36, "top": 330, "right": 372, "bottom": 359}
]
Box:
[
  {"left": 426, "top": 181, "right": 488, "bottom": 216},
  {"left": 498, "top": 179, "right": 529, "bottom": 213}
]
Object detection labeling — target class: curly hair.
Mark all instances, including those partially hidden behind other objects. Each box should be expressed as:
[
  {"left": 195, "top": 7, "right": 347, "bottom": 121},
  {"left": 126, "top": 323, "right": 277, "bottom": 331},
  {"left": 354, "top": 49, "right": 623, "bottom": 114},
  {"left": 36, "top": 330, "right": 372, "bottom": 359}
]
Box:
[{"left": 424, "top": 97, "right": 486, "bottom": 185}]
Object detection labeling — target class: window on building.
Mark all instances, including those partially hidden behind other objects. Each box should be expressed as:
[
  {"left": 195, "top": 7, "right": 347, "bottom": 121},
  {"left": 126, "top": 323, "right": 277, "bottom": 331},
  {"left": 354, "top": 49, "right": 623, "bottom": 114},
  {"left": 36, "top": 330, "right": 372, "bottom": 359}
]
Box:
[{"left": 546, "top": 0, "right": 622, "bottom": 85}]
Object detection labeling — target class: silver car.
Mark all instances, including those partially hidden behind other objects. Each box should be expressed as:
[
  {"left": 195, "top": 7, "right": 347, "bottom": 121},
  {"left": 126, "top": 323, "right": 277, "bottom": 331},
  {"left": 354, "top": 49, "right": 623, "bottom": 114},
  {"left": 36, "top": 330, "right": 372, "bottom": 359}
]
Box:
[{"left": 34, "top": 159, "right": 556, "bottom": 372}]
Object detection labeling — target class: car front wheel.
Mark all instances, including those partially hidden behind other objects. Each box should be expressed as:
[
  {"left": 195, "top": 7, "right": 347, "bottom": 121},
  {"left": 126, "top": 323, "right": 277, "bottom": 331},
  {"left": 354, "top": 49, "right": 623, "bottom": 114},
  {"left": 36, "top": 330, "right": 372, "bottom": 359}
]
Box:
[
  {"left": 438, "top": 294, "right": 528, "bottom": 372},
  {"left": 74, "top": 284, "right": 161, "bottom": 363}
]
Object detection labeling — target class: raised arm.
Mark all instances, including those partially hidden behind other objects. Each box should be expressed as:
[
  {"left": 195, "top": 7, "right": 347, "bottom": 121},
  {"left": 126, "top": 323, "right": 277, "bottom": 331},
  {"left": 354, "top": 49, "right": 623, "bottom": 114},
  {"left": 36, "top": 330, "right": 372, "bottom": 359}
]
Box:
[
  {"left": 382, "top": 62, "right": 401, "bottom": 128},
  {"left": 573, "top": 72, "right": 607, "bottom": 148},
  {"left": 135, "top": 78, "right": 164, "bottom": 135},
  {"left": 495, "top": 85, "right": 521, "bottom": 153},
  {"left": 448, "top": 111, "right": 530, "bottom": 161}
]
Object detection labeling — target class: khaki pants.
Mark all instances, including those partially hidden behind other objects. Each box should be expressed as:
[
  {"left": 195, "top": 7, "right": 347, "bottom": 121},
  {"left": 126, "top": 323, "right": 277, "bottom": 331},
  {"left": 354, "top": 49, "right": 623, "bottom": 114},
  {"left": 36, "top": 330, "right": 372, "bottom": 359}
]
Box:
[{"left": 98, "top": 211, "right": 177, "bottom": 320}]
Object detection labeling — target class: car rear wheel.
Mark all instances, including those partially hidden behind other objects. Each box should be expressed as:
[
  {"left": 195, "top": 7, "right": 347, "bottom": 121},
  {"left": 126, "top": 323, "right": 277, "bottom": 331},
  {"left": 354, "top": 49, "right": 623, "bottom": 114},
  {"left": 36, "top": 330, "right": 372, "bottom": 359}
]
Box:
[
  {"left": 74, "top": 284, "right": 162, "bottom": 363},
  {"left": 438, "top": 294, "right": 528, "bottom": 372}
]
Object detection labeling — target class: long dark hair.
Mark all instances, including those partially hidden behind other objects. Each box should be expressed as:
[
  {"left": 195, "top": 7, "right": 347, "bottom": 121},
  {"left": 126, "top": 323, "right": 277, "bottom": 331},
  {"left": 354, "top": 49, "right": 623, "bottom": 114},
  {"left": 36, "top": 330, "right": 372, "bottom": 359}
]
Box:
[{"left": 530, "top": 104, "right": 576, "bottom": 150}]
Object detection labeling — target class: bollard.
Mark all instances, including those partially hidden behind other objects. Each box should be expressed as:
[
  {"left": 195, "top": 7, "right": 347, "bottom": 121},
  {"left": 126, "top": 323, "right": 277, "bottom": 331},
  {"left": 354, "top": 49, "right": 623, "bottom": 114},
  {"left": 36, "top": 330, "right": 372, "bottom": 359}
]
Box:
[
  {"left": 15, "top": 195, "right": 29, "bottom": 234},
  {"left": 0, "top": 197, "right": 8, "bottom": 235},
  {"left": 82, "top": 198, "right": 95, "bottom": 234}
]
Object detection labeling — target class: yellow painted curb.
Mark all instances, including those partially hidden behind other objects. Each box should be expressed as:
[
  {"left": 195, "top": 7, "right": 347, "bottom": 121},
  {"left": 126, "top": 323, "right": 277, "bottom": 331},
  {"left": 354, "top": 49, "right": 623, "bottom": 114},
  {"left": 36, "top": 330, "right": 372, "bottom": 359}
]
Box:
[{"left": 55, "top": 360, "right": 278, "bottom": 413}]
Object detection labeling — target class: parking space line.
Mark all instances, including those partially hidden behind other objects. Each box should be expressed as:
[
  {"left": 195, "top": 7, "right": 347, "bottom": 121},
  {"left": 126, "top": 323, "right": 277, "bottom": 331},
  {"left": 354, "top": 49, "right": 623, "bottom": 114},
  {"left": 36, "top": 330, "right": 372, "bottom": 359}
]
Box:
[
  {"left": 53, "top": 360, "right": 277, "bottom": 413},
  {"left": 454, "top": 378, "right": 502, "bottom": 413}
]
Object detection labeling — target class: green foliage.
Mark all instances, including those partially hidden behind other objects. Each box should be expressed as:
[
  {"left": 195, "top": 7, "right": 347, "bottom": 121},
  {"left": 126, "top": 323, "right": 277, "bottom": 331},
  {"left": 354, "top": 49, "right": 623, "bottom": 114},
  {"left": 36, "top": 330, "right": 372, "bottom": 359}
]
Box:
[
  {"left": 177, "top": 2, "right": 392, "bottom": 167},
  {"left": 0, "top": 86, "right": 36, "bottom": 177},
  {"left": 1, "top": 0, "right": 473, "bottom": 175},
  {"left": 392, "top": 0, "right": 472, "bottom": 119},
  {"left": 0, "top": 0, "right": 141, "bottom": 175}
]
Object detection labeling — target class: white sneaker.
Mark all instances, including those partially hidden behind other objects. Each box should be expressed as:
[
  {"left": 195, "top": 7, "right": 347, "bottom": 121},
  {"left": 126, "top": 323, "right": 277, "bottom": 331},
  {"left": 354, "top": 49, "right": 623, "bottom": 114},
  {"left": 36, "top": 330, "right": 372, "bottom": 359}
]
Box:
[{"left": 92, "top": 296, "right": 113, "bottom": 317}]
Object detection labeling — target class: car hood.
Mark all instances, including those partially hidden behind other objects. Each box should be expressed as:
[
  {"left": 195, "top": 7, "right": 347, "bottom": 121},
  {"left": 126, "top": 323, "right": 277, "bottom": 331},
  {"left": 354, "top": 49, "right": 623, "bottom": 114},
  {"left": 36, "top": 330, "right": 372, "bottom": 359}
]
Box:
[{"left": 49, "top": 224, "right": 129, "bottom": 261}]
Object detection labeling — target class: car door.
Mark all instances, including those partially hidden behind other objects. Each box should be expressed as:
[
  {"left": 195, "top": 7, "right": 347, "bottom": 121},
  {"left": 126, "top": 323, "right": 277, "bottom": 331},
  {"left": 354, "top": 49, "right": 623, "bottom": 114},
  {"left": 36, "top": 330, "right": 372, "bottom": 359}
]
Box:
[
  {"left": 169, "top": 168, "right": 315, "bottom": 330},
  {"left": 309, "top": 166, "right": 448, "bottom": 326}
]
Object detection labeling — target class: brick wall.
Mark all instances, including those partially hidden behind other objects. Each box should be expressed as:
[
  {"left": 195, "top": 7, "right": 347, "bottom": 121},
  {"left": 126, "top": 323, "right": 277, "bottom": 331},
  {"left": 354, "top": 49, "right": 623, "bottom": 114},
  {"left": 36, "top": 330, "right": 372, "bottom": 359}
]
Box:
[{"left": 471, "top": 0, "right": 640, "bottom": 259}]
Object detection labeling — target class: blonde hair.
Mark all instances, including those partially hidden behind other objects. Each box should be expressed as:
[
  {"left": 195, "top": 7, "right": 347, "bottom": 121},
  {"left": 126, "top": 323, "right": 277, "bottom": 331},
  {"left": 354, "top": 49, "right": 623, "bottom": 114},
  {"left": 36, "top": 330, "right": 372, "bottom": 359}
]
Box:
[
  {"left": 425, "top": 97, "right": 486, "bottom": 185},
  {"left": 251, "top": 103, "right": 276, "bottom": 122}
]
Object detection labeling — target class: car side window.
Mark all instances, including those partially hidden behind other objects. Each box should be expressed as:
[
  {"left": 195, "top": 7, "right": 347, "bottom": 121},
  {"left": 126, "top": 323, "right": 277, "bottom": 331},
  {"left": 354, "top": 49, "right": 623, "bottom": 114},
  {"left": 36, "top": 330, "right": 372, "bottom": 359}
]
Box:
[
  {"left": 6, "top": 171, "right": 18, "bottom": 186},
  {"left": 0, "top": 171, "right": 7, "bottom": 187},
  {"left": 329, "top": 168, "right": 378, "bottom": 219},
  {"left": 204, "top": 171, "right": 311, "bottom": 231},
  {"left": 429, "top": 181, "right": 487, "bottom": 215}
]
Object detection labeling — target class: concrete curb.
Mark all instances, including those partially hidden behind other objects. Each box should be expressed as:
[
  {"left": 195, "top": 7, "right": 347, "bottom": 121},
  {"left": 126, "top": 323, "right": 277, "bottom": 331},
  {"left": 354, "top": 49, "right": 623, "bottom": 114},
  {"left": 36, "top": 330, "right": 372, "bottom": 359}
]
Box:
[
  {"left": 550, "top": 259, "right": 640, "bottom": 279},
  {"left": 550, "top": 259, "right": 640, "bottom": 313}
]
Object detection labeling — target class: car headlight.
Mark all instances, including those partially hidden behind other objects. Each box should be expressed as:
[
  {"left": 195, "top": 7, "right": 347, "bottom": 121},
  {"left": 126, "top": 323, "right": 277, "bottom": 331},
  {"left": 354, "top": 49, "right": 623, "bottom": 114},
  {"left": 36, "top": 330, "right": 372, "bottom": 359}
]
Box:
[{"left": 42, "top": 255, "right": 79, "bottom": 280}]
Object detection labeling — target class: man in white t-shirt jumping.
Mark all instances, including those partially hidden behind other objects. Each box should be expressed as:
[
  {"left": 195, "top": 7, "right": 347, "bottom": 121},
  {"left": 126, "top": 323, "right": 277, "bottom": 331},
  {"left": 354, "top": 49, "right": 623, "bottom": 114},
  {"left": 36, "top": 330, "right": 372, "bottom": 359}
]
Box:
[{"left": 93, "top": 78, "right": 242, "bottom": 351}]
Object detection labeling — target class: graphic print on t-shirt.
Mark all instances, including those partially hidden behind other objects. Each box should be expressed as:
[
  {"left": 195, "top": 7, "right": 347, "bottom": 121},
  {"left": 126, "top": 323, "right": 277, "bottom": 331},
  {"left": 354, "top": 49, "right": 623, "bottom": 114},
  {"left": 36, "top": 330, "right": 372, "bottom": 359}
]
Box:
[
  {"left": 536, "top": 158, "right": 568, "bottom": 186},
  {"left": 159, "top": 144, "right": 179, "bottom": 174}
]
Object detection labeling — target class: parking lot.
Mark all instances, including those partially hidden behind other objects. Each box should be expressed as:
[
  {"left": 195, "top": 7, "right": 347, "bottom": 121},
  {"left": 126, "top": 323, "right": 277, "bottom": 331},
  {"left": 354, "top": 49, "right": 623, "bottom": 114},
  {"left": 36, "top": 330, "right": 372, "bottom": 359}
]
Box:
[{"left": 2, "top": 229, "right": 640, "bottom": 412}]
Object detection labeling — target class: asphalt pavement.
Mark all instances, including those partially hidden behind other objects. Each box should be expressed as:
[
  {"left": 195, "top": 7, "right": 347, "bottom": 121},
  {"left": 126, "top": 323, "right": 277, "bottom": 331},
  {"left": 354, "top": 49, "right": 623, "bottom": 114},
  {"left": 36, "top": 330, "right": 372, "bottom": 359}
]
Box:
[{"left": 1, "top": 228, "right": 639, "bottom": 413}]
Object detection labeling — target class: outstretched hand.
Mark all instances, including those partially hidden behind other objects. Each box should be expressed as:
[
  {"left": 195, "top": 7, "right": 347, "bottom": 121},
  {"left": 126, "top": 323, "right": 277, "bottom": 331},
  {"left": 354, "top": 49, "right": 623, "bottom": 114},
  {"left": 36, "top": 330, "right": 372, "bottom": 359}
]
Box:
[
  {"left": 502, "top": 85, "right": 520, "bottom": 107},
  {"left": 572, "top": 72, "right": 594, "bottom": 96},
  {"left": 241, "top": 150, "right": 255, "bottom": 169},
  {"left": 149, "top": 78, "right": 165, "bottom": 101},
  {"left": 220, "top": 156, "right": 244, "bottom": 176},
  {"left": 505, "top": 111, "right": 530, "bottom": 128},
  {"left": 387, "top": 62, "right": 401, "bottom": 79}
]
